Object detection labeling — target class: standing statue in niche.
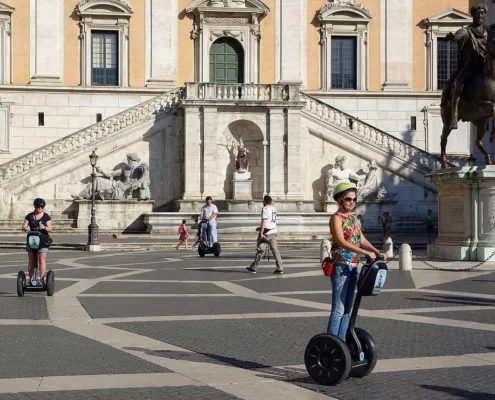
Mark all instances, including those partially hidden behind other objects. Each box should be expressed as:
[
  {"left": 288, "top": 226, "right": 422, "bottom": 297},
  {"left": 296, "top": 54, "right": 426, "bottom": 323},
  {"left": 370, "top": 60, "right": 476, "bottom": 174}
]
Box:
[
  {"left": 71, "top": 153, "right": 150, "bottom": 201},
  {"left": 235, "top": 137, "right": 250, "bottom": 171}
]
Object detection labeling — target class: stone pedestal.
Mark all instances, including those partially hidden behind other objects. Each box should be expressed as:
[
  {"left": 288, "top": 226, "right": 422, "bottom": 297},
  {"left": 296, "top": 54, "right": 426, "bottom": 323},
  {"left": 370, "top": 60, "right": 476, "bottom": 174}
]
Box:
[
  {"left": 76, "top": 200, "right": 154, "bottom": 232},
  {"left": 426, "top": 166, "right": 495, "bottom": 261},
  {"left": 233, "top": 171, "right": 253, "bottom": 200}
]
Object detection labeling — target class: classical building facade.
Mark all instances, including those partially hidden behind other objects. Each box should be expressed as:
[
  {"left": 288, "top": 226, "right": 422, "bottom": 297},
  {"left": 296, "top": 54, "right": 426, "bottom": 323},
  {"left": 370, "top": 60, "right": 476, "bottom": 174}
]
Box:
[{"left": 0, "top": 0, "right": 489, "bottom": 234}]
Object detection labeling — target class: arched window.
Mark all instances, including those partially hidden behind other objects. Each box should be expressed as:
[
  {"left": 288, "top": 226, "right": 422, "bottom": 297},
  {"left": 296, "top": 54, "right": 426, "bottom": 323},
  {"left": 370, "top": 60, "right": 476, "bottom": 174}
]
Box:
[{"left": 209, "top": 38, "right": 244, "bottom": 83}]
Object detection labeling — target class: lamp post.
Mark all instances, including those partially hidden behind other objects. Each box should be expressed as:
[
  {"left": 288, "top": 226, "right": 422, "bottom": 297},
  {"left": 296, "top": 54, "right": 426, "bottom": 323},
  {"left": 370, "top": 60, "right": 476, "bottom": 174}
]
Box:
[{"left": 87, "top": 150, "right": 100, "bottom": 252}]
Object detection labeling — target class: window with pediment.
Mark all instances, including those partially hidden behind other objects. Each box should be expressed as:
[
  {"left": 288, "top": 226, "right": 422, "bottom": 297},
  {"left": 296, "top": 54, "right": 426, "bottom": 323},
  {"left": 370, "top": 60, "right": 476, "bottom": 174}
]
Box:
[
  {"left": 185, "top": 0, "right": 269, "bottom": 84},
  {"left": 317, "top": 0, "right": 371, "bottom": 90},
  {"left": 76, "top": 0, "right": 132, "bottom": 87},
  {"left": 423, "top": 8, "right": 472, "bottom": 91},
  {"left": 0, "top": 2, "right": 13, "bottom": 84}
]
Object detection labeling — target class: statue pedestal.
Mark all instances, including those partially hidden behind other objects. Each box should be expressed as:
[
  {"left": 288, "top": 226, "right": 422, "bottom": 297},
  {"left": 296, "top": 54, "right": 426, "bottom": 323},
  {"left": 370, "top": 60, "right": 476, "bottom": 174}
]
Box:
[
  {"left": 76, "top": 200, "right": 154, "bottom": 232},
  {"left": 233, "top": 170, "right": 252, "bottom": 200},
  {"left": 426, "top": 166, "right": 495, "bottom": 261}
]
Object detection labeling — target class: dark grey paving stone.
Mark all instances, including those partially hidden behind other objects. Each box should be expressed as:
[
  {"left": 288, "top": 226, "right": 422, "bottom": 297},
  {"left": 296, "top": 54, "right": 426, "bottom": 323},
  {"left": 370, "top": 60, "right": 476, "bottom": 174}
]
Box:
[
  {"left": 360, "top": 291, "right": 495, "bottom": 310},
  {"left": 109, "top": 316, "right": 495, "bottom": 368},
  {"left": 0, "top": 386, "right": 242, "bottom": 400},
  {"left": 407, "top": 309, "right": 495, "bottom": 325},
  {"left": 82, "top": 281, "right": 230, "bottom": 295},
  {"left": 233, "top": 276, "right": 331, "bottom": 293},
  {"left": 119, "top": 268, "right": 264, "bottom": 281},
  {"left": 0, "top": 278, "right": 76, "bottom": 296},
  {"left": 0, "top": 297, "right": 48, "bottom": 319},
  {"left": 292, "top": 365, "right": 495, "bottom": 400},
  {"left": 0, "top": 326, "right": 169, "bottom": 379},
  {"left": 54, "top": 268, "right": 130, "bottom": 279},
  {"left": 425, "top": 271, "right": 495, "bottom": 295},
  {"left": 80, "top": 296, "right": 319, "bottom": 318}
]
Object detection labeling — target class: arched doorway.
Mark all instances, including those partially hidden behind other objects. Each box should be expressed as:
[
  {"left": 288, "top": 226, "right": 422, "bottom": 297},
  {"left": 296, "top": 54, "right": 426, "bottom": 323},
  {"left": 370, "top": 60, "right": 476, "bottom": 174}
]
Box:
[{"left": 209, "top": 37, "right": 244, "bottom": 83}]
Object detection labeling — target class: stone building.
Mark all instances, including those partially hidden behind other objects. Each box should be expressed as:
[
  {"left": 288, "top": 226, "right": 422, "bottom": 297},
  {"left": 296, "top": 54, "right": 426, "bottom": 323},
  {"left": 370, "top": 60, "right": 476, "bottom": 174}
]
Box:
[{"left": 0, "top": 0, "right": 488, "bottom": 234}]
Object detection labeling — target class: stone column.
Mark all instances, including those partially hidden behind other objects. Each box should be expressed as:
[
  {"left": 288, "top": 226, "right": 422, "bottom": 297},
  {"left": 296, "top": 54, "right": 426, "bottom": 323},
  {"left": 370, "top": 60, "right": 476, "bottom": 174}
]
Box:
[
  {"left": 202, "top": 107, "right": 219, "bottom": 198},
  {"left": 30, "top": 0, "right": 64, "bottom": 85},
  {"left": 268, "top": 107, "right": 286, "bottom": 198},
  {"left": 380, "top": 0, "right": 412, "bottom": 91},
  {"left": 182, "top": 106, "right": 202, "bottom": 199},
  {"left": 275, "top": 0, "right": 307, "bottom": 86},
  {"left": 286, "top": 107, "right": 302, "bottom": 199},
  {"left": 145, "top": 0, "right": 178, "bottom": 88}
]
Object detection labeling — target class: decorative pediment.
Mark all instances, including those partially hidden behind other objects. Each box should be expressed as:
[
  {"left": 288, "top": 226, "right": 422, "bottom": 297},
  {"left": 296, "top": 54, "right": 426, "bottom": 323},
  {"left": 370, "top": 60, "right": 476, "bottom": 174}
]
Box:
[
  {"left": 423, "top": 8, "right": 471, "bottom": 26},
  {"left": 318, "top": 0, "right": 372, "bottom": 21},
  {"left": 185, "top": 0, "right": 269, "bottom": 15},
  {"left": 77, "top": 0, "right": 132, "bottom": 15},
  {"left": 0, "top": 2, "right": 14, "bottom": 15}
]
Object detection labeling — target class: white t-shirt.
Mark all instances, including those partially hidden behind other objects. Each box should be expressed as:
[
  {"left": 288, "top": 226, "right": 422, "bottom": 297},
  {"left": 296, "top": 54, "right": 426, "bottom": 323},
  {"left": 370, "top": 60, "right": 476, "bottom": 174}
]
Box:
[
  {"left": 201, "top": 204, "right": 218, "bottom": 220},
  {"left": 261, "top": 205, "right": 277, "bottom": 234}
]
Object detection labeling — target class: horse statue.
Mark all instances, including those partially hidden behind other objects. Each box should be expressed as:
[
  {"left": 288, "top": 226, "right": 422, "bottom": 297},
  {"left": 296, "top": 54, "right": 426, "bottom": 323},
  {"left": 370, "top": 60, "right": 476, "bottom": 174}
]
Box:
[{"left": 440, "top": 6, "right": 495, "bottom": 169}]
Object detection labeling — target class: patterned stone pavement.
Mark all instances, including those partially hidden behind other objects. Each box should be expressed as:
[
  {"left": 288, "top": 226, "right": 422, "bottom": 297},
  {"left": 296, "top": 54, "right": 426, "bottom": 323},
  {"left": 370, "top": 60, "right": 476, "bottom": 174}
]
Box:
[{"left": 0, "top": 247, "right": 494, "bottom": 400}]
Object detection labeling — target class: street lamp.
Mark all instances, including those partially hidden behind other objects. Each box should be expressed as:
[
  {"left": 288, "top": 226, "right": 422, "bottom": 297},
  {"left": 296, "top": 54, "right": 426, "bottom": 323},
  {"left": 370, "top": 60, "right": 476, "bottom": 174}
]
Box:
[
  {"left": 467, "top": 154, "right": 476, "bottom": 167},
  {"left": 87, "top": 150, "right": 100, "bottom": 251}
]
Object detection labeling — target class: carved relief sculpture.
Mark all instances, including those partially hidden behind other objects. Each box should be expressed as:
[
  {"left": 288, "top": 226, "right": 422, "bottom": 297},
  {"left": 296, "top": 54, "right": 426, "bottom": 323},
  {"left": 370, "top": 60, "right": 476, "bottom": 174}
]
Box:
[
  {"left": 72, "top": 153, "right": 151, "bottom": 201},
  {"left": 357, "top": 160, "right": 397, "bottom": 201},
  {"left": 325, "top": 155, "right": 365, "bottom": 201}
]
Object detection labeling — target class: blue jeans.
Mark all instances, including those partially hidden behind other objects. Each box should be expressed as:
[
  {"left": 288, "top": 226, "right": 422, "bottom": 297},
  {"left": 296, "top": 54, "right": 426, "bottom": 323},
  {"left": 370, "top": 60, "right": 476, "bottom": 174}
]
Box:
[
  {"left": 207, "top": 220, "right": 217, "bottom": 245},
  {"left": 327, "top": 262, "right": 359, "bottom": 341}
]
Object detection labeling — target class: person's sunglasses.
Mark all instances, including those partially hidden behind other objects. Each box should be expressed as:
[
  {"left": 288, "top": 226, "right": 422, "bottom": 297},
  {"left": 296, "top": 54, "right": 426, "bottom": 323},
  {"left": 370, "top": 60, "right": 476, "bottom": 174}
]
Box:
[{"left": 343, "top": 197, "right": 357, "bottom": 203}]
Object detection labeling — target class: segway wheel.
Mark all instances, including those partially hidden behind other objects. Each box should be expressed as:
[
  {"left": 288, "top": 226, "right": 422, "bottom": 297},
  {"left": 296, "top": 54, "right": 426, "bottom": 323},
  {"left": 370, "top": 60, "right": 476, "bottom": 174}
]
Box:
[
  {"left": 198, "top": 243, "right": 207, "bottom": 257},
  {"left": 17, "top": 271, "right": 26, "bottom": 297},
  {"left": 347, "top": 328, "right": 377, "bottom": 378},
  {"left": 46, "top": 270, "right": 55, "bottom": 297},
  {"left": 213, "top": 242, "right": 221, "bottom": 257},
  {"left": 305, "top": 333, "right": 351, "bottom": 386}
]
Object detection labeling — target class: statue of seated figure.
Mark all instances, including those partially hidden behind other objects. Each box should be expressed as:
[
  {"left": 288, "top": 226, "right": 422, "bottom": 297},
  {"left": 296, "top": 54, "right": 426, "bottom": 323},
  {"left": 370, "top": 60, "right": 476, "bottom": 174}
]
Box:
[
  {"left": 325, "top": 155, "right": 365, "bottom": 200},
  {"left": 71, "top": 153, "right": 150, "bottom": 201}
]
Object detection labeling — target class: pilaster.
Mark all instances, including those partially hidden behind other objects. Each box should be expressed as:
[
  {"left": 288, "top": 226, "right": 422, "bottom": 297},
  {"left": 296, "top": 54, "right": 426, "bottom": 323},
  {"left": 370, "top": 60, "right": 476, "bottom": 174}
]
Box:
[
  {"left": 202, "top": 107, "right": 219, "bottom": 198},
  {"left": 286, "top": 107, "right": 303, "bottom": 199},
  {"left": 30, "top": 0, "right": 64, "bottom": 85},
  {"left": 268, "top": 107, "right": 285, "bottom": 198},
  {"left": 145, "top": 0, "right": 178, "bottom": 88},
  {"left": 380, "top": 0, "right": 413, "bottom": 91},
  {"left": 183, "top": 106, "right": 202, "bottom": 199}
]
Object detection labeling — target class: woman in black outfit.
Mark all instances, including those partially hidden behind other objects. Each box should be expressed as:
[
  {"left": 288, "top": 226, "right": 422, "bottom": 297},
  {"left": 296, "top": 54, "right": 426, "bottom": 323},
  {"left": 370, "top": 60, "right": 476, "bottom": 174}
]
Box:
[{"left": 22, "top": 198, "right": 52, "bottom": 285}]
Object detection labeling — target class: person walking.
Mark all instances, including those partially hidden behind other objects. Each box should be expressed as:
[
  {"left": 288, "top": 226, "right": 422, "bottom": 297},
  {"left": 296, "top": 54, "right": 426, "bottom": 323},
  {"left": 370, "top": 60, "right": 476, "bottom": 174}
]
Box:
[
  {"left": 328, "top": 183, "right": 385, "bottom": 341},
  {"left": 380, "top": 211, "right": 393, "bottom": 242},
  {"left": 176, "top": 219, "right": 190, "bottom": 250},
  {"left": 200, "top": 196, "right": 218, "bottom": 245},
  {"left": 423, "top": 209, "right": 435, "bottom": 244},
  {"left": 246, "top": 195, "right": 283, "bottom": 274}
]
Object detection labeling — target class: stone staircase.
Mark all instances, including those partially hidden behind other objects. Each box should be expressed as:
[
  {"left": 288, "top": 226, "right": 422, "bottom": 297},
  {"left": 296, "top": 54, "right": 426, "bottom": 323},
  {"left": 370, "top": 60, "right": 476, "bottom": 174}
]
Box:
[{"left": 301, "top": 93, "right": 454, "bottom": 183}]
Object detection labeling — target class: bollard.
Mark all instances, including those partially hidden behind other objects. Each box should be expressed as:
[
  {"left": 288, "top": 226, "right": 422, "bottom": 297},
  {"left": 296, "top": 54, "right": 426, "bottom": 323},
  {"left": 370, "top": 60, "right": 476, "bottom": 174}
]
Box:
[
  {"left": 382, "top": 237, "right": 394, "bottom": 258},
  {"left": 399, "top": 243, "right": 413, "bottom": 271},
  {"left": 320, "top": 239, "right": 331, "bottom": 263}
]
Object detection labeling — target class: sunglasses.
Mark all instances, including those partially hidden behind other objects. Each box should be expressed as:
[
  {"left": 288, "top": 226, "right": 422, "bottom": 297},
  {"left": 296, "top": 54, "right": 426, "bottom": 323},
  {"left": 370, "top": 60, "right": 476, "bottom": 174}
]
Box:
[{"left": 343, "top": 197, "right": 357, "bottom": 203}]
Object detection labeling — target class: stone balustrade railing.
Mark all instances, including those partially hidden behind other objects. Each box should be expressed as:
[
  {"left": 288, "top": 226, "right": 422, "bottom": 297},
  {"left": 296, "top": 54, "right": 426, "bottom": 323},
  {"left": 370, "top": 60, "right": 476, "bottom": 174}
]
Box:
[
  {"left": 185, "top": 82, "right": 302, "bottom": 102},
  {"left": 301, "top": 93, "right": 453, "bottom": 172},
  {"left": 0, "top": 88, "right": 184, "bottom": 182}
]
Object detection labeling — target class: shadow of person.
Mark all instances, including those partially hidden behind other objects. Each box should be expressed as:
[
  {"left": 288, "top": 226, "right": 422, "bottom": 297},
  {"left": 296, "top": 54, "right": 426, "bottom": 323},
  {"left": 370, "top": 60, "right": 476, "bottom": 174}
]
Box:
[{"left": 421, "top": 384, "right": 495, "bottom": 399}]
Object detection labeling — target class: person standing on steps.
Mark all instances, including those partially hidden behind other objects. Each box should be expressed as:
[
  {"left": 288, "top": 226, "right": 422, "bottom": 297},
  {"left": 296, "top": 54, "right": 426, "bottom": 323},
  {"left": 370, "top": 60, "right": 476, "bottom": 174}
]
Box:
[
  {"left": 246, "top": 195, "right": 283, "bottom": 274},
  {"left": 328, "top": 183, "right": 385, "bottom": 341}
]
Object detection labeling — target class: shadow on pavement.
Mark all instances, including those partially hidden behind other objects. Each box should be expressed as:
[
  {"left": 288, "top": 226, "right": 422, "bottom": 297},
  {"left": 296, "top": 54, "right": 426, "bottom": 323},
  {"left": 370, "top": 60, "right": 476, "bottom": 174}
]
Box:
[
  {"left": 405, "top": 295, "right": 495, "bottom": 307},
  {"left": 421, "top": 384, "right": 495, "bottom": 399}
]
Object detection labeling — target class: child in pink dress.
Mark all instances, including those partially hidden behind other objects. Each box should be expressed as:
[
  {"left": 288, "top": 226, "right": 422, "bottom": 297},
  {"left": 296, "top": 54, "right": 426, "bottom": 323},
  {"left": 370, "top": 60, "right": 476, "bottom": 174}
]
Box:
[{"left": 176, "top": 219, "right": 190, "bottom": 250}]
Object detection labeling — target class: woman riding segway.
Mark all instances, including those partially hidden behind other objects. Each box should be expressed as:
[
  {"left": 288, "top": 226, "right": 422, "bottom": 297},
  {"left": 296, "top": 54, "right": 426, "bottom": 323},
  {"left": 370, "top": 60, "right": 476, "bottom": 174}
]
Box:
[{"left": 21, "top": 198, "right": 53, "bottom": 286}]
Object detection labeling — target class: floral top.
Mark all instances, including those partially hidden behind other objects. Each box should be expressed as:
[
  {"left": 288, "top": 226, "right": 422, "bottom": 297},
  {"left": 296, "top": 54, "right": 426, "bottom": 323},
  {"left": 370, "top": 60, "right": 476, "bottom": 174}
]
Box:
[{"left": 331, "top": 212, "right": 361, "bottom": 263}]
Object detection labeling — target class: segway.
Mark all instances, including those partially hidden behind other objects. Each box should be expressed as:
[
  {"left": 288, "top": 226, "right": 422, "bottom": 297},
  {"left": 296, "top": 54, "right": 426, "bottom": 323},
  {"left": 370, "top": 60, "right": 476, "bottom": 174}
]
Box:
[
  {"left": 304, "top": 257, "right": 387, "bottom": 385},
  {"left": 17, "top": 230, "right": 55, "bottom": 297},
  {"left": 197, "top": 219, "right": 221, "bottom": 257}
]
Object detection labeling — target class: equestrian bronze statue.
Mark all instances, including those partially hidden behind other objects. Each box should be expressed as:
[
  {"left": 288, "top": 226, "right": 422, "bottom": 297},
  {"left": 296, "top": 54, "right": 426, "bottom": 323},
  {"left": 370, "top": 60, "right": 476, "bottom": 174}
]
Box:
[{"left": 440, "top": 3, "right": 495, "bottom": 168}]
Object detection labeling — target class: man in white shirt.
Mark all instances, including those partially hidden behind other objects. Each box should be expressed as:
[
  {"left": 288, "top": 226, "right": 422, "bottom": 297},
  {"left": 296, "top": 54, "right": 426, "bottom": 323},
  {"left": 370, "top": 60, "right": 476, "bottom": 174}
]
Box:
[
  {"left": 200, "top": 196, "right": 218, "bottom": 245},
  {"left": 246, "top": 195, "right": 283, "bottom": 274}
]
